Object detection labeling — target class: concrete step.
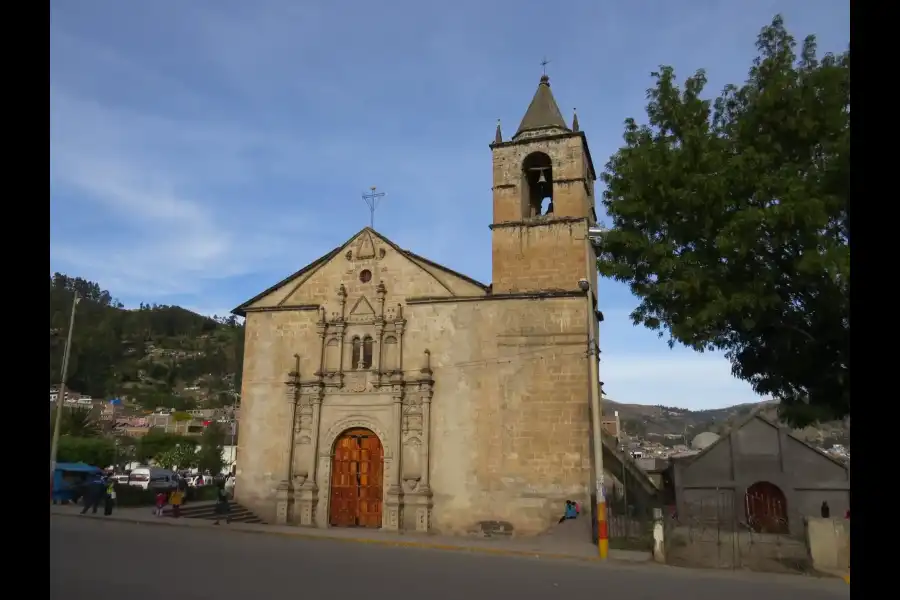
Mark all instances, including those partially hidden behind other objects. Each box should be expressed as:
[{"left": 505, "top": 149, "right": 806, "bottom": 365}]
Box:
[{"left": 163, "top": 501, "right": 266, "bottom": 524}]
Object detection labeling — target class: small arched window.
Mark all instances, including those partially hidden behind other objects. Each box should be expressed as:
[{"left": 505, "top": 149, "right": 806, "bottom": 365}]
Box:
[
  {"left": 351, "top": 337, "right": 362, "bottom": 370},
  {"left": 362, "top": 336, "right": 374, "bottom": 369}
]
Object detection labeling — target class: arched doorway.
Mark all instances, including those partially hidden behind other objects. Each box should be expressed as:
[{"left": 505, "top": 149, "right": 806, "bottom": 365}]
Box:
[
  {"left": 745, "top": 481, "right": 789, "bottom": 534},
  {"left": 329, "top": 428, "right": 384, "bottom": 528}
]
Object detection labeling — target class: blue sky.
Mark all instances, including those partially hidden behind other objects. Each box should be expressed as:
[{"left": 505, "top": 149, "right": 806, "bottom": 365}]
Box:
[{"left": 49, "top": 0, "right": 849, "bottom": 411}]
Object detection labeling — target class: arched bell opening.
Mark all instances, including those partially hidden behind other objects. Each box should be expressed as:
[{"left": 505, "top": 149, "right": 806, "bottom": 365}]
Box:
[{"left": 521, "top": 151, "right": 554, "bottom": 218}]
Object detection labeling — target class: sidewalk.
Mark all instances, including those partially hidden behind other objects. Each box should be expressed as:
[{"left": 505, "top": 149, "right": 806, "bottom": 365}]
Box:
[{"left": 49, "top": 504, "right": 651, "bottom": 564}]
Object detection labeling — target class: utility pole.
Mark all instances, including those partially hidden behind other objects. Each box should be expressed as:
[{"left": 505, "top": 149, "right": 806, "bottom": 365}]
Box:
[
  {"left": 50, "top": 292, "right": 81, "bottom": 494},
  {"left": 579, "top": 283, "right": 606, "bottom": 557},
  {"left": 583, "top": 221, "right": 609, "bottom": 558}
]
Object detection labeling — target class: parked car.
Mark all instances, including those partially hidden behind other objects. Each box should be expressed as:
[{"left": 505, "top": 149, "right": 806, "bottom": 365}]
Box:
[{"left": 127, "top": 467, "right": 178, "bottom": 491}]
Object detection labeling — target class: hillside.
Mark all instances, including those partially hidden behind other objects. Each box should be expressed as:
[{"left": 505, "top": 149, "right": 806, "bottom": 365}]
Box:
[
  {"left": 607, "top": 398, "right": 849, "bottom": 447},
  {"left": 49, "top": 273, "right": 244, "bottom": 411}
]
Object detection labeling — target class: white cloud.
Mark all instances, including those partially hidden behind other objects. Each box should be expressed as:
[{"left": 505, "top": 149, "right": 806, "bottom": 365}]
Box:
[{"left": 49, "top": 84, "right": 325, "bottom": 299}]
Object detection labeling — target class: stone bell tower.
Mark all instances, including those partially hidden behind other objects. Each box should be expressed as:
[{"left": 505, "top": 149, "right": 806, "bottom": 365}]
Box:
[{"left": 489, "top": 74, "right": 599, "bottom": 294}]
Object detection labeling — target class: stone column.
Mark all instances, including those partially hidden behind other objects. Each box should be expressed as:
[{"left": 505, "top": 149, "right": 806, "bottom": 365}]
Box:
[
  {"left": 420, "top": 388, "right": 432, "bottom": 491},
  {"left": 276, "top": 363, "right": 300, "bottom": 525},
  {"left": 384, "top": 387, "right": 404, "bottom": 531},
  {"left": 295, "top": 386, "right": 323, "bottom": 526},
  {"left": 315, "top": 313, "right": 327, "bottom": 376},
  {"left": 408, "top": 354, "right": 434, "bottom": 534},
  {"left": 395, "top": 306, "right": 406, "bottom": 369}
]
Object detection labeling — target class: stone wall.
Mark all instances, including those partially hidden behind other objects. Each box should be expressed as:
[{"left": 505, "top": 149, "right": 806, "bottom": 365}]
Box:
[
  {"left": 491, "top": 220, "right": 592, "bottom": 294},
  {"left": 405, "top": 295, "right": 592, "bottom": 535},
  {"left": 806, "top": 517, "right": 850, "bottom": 573}
]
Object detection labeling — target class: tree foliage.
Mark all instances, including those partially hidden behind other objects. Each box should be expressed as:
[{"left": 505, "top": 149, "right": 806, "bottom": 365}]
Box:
[
  {"left": 155, "top": 443, "right": 198, "bottom": 471},
  {"left": 597, "top": 15, "right": 849, "bottom": 426},
  {"left": 135, "top": 429, "right": 191, "bottom": 463},
  {"left": 57, "top": 436, "right": 116, "bottom": 468},
  {"left": 50, "top": 273, "right": 244, "bottom": 406},
  {"left": 196, "top": 422, "right": 227, "bottom": 475},
  {"left": 50, "top": 407, "right": 101, "bottom": 439}
]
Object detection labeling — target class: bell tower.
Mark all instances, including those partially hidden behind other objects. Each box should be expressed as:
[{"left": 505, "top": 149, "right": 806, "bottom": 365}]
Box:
[{"left": 489, "top": 75, "right": 598, "bottom": 294}]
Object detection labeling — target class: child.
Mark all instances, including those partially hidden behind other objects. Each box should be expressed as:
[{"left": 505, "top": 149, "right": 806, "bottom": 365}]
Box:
[
  {"left": 170, "top": 489, "right": 184, "bottom": 518},
  {"left": 558, "top": 500, "right": 578, "bottom": 524},
  {"left": 155, "top": 491, "right": 167, "bottom": 517}
]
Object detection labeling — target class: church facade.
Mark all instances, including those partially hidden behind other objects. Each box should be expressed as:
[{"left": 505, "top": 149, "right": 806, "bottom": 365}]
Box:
[{"left": 232, "top": 75, "right": 604, "bottom": 536}]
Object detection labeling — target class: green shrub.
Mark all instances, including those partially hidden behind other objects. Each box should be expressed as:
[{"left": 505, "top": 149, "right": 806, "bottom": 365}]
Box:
[
  {"left": 112, "top": 483, "right": 219, "bottom": 506},
  {"left": 114, "top": 484, "right": 157, "bottom": 507}
]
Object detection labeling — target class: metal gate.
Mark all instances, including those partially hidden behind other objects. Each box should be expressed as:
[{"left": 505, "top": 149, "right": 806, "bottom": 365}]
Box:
[{"left": 664, "top": 488, "right": 809, "bottom": 573}]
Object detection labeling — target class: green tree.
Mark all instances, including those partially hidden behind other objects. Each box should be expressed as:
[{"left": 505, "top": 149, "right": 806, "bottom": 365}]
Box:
[
  {"left": 57, "top": 436, "right": 116, "bottom": 467},
  {"left": 197, "top": 422, "right": 226, "bottom": 474},
  {"left": 50, "top": 272, "right": 244, "bottom": 401},
  {"left": 155, "top": 443, "right": 198, "bottom": 470},
  {"left": 50, "top": 407, "right": 101, "bottom": 439},
  {"left": 597, "top": 15, "right": 849, "bottom": 426},
  {"left": 135, "top": 429, "right": 190, "bottom": 463}
]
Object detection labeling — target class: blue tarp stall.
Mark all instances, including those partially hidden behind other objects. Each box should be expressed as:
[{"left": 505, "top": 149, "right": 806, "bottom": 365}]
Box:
[{"left": 52, "top": 462, "right": 102, "bottom": 504}]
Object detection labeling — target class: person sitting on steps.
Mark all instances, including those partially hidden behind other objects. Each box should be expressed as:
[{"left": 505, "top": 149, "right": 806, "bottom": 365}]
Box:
[{"left": 558, "top": 500, "right": 578, "bottom": 524}]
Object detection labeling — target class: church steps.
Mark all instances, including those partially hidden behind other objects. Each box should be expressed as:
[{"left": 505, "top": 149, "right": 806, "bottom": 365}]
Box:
[{"left": 162, "top": 500, "right": 266, "bottom": 524}]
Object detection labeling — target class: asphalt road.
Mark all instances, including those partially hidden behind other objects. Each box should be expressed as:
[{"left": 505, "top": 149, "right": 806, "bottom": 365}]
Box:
[{"left": 50, "top": 516, "right": 848, "bottom": 600}]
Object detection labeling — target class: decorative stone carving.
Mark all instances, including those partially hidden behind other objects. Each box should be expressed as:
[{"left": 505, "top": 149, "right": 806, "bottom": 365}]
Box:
[
  {"left": 344, "top": 372, "right": 368, "bottom": 393},
  {"left": 275, "top": 480, "right": 294, "bottom": 525},
  {"left": 357, "top": 233, "right": 376, "bottom": 259},
  {"left": 416, "top": 506, "right": 432, "bottom": 532},
  {"left": 320, "top": 417, "right": 392, "bottom": 459},
  {"left": 293, "top": 480, "right": 319, "bottom": 527},
  {"left": 385, "top": 494, "right": 403, "bottom": 531},
  {"left": 402, "top": 395, "right": 423, "bottom": 435},
  {"left": 348, "top": 296, "right": 376, "bottom": 323}
]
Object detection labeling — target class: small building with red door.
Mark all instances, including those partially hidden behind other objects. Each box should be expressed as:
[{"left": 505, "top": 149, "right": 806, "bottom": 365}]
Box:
[{"left": 665, "top": 411, "right": 849, "bottom": 537}]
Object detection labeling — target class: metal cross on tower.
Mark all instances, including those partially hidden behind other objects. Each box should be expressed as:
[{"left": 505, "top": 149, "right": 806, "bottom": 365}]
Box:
[
  {"left": 541, "top": 57, "right": 551, "bottom": 76},
  {"left": 362, "top": 186, "right": 386, "bottom": 229}
]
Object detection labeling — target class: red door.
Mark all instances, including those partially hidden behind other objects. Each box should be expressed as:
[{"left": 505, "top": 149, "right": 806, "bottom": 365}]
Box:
[
  {"left": 329, "top": 428, "right": 383, "bottom": 528},
  {"left": 745, "top": 481, "right": 789, "bottom": 534}
]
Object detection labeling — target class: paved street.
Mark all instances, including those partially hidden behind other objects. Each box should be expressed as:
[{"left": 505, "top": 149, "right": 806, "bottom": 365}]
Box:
[{"left": 51, "top": 516, "right": 847, "bottom": 600}]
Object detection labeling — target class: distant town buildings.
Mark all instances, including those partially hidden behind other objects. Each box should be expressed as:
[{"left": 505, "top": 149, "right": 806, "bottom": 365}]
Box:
[{"left": 49, "top": 388, "right": 239, "bottom": 439}]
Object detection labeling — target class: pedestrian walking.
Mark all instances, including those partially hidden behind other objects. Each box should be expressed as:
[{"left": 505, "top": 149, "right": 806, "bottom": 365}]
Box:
[
  {"left": 170, "top": 489, "right": 184, "bottom": 518},
  {"left": 154, "top": 491, "right": 167, "bottom": 517},
  {"left": 214, "top": 485, "right": 231, "bottom": 525},
  {"left": 177, "top": 476, "right": 189, "bottom": 506},
  {"left": 80, "top": 474, "right": 104, "bottom": 515},
  {"left": 103, "top": 480, "right": 116, "bottom": 516}
]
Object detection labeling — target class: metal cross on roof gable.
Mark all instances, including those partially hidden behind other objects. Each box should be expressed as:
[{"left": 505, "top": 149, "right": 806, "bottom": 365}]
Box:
[{"left": 362, "top": 186, "right": 386, "bottom": 229}]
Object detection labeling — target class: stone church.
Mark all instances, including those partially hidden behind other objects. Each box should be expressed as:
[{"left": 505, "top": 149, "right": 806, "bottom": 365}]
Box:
[{"left": 232, "top": 74, "right": 604, "bottom": 536}]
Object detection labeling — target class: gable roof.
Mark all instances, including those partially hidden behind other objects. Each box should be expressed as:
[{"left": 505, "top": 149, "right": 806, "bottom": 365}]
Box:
[
  {"left": 231, "top": 227, "right": 489, "bottom": 317},
  {"left": 675, "top": 409, "right": 849, "bottom": 471}
]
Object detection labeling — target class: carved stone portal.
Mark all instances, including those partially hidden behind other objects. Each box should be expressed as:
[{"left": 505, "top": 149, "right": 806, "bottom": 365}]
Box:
[{"left": 288, "top": 300, "right": 434, "bottom": 533}]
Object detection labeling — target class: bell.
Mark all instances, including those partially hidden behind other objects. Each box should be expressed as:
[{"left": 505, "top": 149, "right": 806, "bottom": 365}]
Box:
[{"left": 537, "top": 170, "right": 547, "bottom": 184}]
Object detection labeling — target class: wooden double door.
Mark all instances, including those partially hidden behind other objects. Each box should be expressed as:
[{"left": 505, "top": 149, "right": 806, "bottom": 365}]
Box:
[{"left": 329, "top": 428, "right": 384, "bottom": 528}]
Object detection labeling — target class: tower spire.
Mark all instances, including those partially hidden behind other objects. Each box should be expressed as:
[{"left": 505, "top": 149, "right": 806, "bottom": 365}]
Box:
[{"left": 513, "top": 73, "right": 570, "bottom": 140}]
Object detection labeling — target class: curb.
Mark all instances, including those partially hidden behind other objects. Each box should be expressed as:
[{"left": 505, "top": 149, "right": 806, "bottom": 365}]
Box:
[{"left": 51, "top": 511, "right": 613, "bottom": 564}]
